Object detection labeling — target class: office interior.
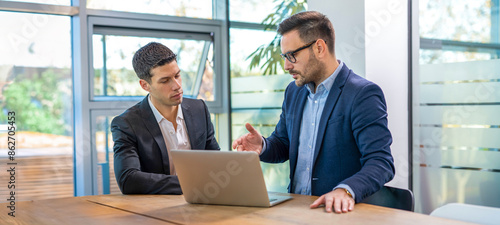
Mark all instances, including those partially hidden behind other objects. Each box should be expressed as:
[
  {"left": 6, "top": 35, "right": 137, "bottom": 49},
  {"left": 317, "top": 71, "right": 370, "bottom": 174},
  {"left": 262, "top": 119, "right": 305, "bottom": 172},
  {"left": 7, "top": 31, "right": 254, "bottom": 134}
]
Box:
[{"left": 0, "top": 0, "right": 499, "bottom": 216}]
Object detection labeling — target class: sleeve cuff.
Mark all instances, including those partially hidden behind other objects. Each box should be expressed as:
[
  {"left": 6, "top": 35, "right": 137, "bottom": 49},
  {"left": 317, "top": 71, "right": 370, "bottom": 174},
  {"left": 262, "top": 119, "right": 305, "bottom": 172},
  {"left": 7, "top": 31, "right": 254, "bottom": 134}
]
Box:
[
  {"left": 334, "top": 184, "right": 355, "bottom": 200},
  {"left": 260, "top": 136, "right": 266, "bottom": 155}
]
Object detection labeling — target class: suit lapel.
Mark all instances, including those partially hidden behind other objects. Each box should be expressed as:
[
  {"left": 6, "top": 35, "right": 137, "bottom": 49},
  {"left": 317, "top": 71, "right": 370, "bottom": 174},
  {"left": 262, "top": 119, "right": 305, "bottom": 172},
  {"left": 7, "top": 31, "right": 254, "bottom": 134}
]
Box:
[
  {"left": 289, "top": 87, "right": 309, "bottom": 179},
  {"left": 312, "top": 65, "right": 349, "bottom": 165},
  {"left": 181, "top": 101, "right": 197, "bottom": 149},
  {"left": 139, "top": 95, "right": 171, "bottom": 174}
]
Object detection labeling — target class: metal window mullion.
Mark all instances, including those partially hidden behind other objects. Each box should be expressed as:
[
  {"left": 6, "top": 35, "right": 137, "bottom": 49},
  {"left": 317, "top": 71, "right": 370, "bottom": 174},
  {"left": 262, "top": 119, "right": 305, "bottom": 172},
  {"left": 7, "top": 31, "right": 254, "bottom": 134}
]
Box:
[
  {"left": 72, "top": 0, "right": 95, "bottom": 197},
  {"left": 86, "top": 8, "right": 221, "bottom": 26},
  {"left": 102, "top": 35, "right": 108, "bottom": 96},
  {"left": 93, "top": 26, "right": 212, "bottom": 41},
  {"left": 229, "top": 21, "right": 277, "bottom": 30},
  {"left": 102, "top": 116, "right": 110, "bottom": 194},
  {"left": 420, "top": 38, "right": 500, "bottom": 50},
  {"left": 192, "top": 41, "right": 212, "bottom": 98},
  {"left": 492, "top": 0, "right": 500, "bottom": 57}
]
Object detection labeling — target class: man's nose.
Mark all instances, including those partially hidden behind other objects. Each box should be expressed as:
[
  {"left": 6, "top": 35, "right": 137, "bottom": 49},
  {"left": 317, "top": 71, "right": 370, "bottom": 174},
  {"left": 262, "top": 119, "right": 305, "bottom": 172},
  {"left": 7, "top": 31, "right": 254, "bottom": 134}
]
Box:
[
  {"left": 172, "top": 79, "right": 181, "bottom": 90},
  {"left": 284, "top": 59, "right": 293, "bottom": 71}
]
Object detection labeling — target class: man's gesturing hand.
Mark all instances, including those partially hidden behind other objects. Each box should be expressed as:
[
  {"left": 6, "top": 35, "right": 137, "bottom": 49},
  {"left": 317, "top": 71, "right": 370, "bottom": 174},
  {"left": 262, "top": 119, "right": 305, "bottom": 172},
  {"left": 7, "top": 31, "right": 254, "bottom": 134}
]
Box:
[{"left": 232, "top": 123, "right": 263, "bottom": 154}]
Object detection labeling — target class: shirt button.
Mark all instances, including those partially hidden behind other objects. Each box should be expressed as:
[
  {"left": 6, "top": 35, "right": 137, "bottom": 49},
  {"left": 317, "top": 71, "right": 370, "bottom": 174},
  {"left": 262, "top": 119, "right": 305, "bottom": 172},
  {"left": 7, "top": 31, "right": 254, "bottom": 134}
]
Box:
[
  {"left": 307, "top": 167, "right": 310, "bottom": 171},
  {"left": 314, "top": 100, "right": 318, "bottom": 103}
]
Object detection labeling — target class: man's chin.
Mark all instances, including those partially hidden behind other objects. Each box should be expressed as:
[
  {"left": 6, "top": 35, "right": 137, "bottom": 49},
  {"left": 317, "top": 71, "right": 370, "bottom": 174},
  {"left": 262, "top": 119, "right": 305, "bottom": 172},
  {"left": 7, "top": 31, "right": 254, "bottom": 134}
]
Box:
[
  {"left": 295, "top": 79, "right": 305, "bottom": 87},
  {"left": 172, "top": 98, "right": 182, "bottom": 105}
]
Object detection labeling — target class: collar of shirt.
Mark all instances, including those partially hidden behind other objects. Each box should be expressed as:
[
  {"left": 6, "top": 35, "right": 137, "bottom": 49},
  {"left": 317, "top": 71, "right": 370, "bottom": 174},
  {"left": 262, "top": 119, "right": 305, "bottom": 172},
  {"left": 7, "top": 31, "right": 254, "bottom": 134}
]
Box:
[
  {"left": 148, "top": 95, "right": 184, "bottom": 124},
  {"left": 305, "top": 60, "right": 344, "bottom": 96}
]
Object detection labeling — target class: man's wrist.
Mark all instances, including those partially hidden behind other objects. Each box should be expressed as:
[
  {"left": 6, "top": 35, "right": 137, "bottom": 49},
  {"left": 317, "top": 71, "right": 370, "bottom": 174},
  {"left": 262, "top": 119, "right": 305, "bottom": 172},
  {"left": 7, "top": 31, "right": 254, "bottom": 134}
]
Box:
[
  {"left": 339, "top": 188, "right": 353, "bottom": 198},
  {"left": 334, "top": 184, "right": 355, "bottom": 200}
]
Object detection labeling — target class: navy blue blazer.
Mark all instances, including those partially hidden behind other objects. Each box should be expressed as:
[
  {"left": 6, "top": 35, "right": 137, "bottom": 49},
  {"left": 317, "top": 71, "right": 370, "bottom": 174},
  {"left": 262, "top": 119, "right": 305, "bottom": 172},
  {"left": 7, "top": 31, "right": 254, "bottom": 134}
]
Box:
[
  {"left": 260, "top": 63, "right": 395, "bottom": 203},
  {"left": 111, "top": 96, "right": 220, "bottom": 194}
]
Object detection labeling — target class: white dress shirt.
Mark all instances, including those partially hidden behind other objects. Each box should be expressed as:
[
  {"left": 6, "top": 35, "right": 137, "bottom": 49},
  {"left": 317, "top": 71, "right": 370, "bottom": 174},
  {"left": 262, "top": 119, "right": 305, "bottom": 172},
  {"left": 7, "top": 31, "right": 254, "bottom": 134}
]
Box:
[{"left": 148, "top": 96, "right": 191, "bottom": 175}]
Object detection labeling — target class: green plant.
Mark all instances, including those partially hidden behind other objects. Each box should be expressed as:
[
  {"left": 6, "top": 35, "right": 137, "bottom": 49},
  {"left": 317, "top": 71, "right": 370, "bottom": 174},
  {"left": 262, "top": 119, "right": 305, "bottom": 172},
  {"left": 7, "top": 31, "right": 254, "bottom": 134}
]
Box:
[
  {"left": 247, "top": 0, "right": 307, "bottom": 75},
  {"left": 0, "top": 69, "right": 71, "bottom": 135}
]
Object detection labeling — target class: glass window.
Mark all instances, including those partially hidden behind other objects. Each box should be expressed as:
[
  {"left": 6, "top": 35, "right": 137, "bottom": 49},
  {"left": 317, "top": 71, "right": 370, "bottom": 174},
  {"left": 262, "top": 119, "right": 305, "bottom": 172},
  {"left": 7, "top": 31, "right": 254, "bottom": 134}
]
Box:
[
  {"left": 0, "top": 11, "right": 72, "bottom": 201},
  {"left": 87, "top": 0, "right": 213, "bottom": 19},
  {"left": 230, "top": 28, "right": 291, "bottom": 192},
  {"left": 414, "top": 0, "right": 500, "bottom": 214},
  {"left": 420, "top": 49, "right": 496, "bottom": 64},
  {"left": 419, "top": 0, "right": 498, "bottom": 44},
  {"left": 229, "top": 0, "right": 307, "bottom": 193},
  {"left": 92, "top": 34, "right": 215, "bottom": 101},
  {"left": 87, "top": 15, "right": 225, "bottom": 194},
  {"left": 95, "top": 115, "right": 120, "bottom": 195},
  {"left": 229, "top": 28, "right": 283, "bottom": 77},
  {"left": 229, "top": 0, "right": 280, "bottom": 23}
]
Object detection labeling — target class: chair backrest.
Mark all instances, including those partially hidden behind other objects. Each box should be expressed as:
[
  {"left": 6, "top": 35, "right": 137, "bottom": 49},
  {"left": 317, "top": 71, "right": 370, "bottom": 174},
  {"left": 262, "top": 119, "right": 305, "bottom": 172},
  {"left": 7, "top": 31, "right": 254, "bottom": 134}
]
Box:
[
  {"left": 430, "top": 203, "right": 500, "bottom": 225},
  {"left": 361, "top": 186, "right": 414, "bottom": 211}
]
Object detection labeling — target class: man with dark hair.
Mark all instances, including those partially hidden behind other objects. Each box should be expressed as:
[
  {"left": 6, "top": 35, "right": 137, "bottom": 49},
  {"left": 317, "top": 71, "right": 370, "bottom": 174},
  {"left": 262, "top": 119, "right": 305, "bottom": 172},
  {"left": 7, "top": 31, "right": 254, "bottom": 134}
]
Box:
[
  {"left": 112, "top": 42, "right": 220, "bottom": 194},
  {"left": 233, "top": 11, "right": 394, "bottom": 213}
]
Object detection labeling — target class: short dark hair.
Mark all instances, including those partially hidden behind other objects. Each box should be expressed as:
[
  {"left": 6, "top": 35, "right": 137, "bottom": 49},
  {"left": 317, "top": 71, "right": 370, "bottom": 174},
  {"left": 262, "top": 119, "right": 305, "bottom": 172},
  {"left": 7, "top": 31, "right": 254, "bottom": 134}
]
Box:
[
  {"left": 277, "top": 11, "right": 335, "bottom": 54},
  {"left": 132, "top": 42, "right": 177, "bottom": 83}
]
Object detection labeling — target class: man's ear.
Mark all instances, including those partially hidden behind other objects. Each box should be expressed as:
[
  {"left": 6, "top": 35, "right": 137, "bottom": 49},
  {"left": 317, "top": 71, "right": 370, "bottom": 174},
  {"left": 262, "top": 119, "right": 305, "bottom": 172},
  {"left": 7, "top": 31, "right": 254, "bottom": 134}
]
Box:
[
  {"left": 315, "top": 39, "right": 328, "bottom": 58},
  {"left": 139, "top": 79, "right": 150, "bottom": 92}
]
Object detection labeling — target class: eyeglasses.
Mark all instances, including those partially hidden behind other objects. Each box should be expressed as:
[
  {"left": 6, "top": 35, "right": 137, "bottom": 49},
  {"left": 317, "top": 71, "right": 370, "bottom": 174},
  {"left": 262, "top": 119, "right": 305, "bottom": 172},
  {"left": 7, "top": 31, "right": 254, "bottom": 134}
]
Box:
[{"left": 280, "top": 40, "right": 317, "bottom": 63}]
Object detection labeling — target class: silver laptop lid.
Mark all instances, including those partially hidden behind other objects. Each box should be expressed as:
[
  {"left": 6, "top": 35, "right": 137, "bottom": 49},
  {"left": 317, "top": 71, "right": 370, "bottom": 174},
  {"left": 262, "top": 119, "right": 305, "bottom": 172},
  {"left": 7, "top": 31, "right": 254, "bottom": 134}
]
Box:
[{"left": 171, "top": 150, "right": 273, "bottom": 207}]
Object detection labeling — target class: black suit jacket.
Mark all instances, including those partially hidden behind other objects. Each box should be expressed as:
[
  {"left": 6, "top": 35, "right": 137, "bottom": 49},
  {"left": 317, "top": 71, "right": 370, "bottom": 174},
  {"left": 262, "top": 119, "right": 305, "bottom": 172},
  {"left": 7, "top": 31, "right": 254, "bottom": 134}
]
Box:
[{"left": 111, "top": 96, "right": 220, "bottom": 194}]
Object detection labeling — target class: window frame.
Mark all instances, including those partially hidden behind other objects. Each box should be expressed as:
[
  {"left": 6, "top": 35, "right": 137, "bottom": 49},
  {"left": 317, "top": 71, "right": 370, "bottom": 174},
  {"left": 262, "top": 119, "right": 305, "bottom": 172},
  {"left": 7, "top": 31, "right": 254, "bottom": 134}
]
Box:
[
  {"left": 87, "top": 13, "right": 224, "bottom": 109},
  {"left": 0, "top": 0, "right": 230, "bottom": 198},
  {"left": 75, "top": 10, "right": 228, "bottom": 195}
]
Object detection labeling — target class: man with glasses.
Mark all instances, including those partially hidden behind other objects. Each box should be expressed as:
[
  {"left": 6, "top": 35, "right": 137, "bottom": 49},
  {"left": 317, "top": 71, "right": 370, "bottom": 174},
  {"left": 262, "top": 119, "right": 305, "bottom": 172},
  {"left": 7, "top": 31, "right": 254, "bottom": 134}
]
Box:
[
  {"left": 112, "top": 42, "right": 220, "bottom": 194},
  {"left": 232, "top": 11, "right": 394, "bottom": 213}
]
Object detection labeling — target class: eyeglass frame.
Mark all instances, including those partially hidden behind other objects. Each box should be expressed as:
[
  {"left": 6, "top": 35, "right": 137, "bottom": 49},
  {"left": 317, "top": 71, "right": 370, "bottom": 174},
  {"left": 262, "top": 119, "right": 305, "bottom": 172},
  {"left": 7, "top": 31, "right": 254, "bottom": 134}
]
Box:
[{"left": 280, "top": 40, "right": 321, "bottom": 63}]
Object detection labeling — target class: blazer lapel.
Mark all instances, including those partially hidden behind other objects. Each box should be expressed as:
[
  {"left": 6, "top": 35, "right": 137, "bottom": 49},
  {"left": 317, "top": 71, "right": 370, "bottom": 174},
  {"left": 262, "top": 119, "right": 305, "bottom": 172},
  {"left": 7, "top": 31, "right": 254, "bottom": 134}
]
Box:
[
  {"left": 289, "top": 87, "right": 309, "bottom": 179},
  {"left": 181, "top": 101, "right": 198, "bottom": 149},
  {"left": 139, "top": 95, "right": 171, "bottom": 174},
  {"left": 313, "top": 65, "right": 350, "bottom": 164}
]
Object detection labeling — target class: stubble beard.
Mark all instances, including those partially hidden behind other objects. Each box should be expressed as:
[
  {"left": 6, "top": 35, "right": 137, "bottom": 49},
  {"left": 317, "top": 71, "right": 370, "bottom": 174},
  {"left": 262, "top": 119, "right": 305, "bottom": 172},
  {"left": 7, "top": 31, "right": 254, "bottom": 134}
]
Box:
[{"left": 292, "top": 54, "right": 324, "bottom": 88}]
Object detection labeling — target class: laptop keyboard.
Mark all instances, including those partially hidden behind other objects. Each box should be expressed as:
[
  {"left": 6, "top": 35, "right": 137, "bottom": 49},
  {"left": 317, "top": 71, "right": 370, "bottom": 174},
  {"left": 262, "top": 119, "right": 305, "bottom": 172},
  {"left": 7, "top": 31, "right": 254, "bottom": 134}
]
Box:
[{"left": 268, "top": 194, "right": 278, "bottom": 202}]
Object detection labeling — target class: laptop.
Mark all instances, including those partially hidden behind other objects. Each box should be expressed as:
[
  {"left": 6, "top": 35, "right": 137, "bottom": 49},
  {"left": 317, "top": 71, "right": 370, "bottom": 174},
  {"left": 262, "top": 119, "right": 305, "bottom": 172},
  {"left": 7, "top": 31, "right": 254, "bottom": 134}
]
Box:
[{"left": 170, "top": 150, "right": 293, "bottom": 207}]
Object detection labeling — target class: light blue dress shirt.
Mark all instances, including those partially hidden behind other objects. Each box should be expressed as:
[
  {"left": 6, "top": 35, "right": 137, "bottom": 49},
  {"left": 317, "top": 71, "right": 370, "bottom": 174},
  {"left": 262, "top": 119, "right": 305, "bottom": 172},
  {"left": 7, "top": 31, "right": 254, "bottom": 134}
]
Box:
[{"left": 292, "top": 61, "right": 354, "bottom": 198}]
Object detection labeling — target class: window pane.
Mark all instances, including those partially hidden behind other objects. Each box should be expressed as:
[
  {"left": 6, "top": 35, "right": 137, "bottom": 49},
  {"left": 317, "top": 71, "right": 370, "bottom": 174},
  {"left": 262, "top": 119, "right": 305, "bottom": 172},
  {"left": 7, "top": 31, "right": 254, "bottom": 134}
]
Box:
[
  {"left": 87, "top": 0, "right": 212, "bottom": 19},
  {"left": 419, "top": 0, "right": 499, "bottom": 43},
  {"left": 414, "top": 0, "right": 500, "bottom": 214},
  {"left": 229, "top": 28, "right": 283, "bottom": 77},
  {"left": 420, "top": 49, "right": 497, "bottom": 64},
  {"left": 95, "top": 115, "right": 120, "bottom": 195},
  {"left": 229, "top": 0, "right": 280, "bottom": 23},
  {"left": 230, "top": 28, "right": 292, "bottom": 192},
  {"left": 197, "top": 43, "right": 215, "bottom": 101},
  {"left": 0, "top": 12, "right": 72, "bottom": 201},
  {"left": 2, "top": 0, "right": 71, "bottom": 5},
  {"left": 93, "top": 35, "right": 214, "bottom": 100}
]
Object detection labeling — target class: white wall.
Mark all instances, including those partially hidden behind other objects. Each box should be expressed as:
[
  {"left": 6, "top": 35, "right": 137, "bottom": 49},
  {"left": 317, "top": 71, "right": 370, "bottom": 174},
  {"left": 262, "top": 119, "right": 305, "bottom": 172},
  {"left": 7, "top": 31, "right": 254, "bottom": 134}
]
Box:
[
  {"left": 309, "top": 0, "right": 410, "bottom": 189},
  {"left": 309, "top": 0, "right": 366, "bottom": 75}
]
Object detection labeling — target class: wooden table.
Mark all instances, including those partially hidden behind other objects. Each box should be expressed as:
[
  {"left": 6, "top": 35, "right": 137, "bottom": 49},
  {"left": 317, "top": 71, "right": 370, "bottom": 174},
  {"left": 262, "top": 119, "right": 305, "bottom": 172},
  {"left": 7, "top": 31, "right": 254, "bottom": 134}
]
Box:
[{"left": 0, "top": 194, "right": 472, "bottom": 224}]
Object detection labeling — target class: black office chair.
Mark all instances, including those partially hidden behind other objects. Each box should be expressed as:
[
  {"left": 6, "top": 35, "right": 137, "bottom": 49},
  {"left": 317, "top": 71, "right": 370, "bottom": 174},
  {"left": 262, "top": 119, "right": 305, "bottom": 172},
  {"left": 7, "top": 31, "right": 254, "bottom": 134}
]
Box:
[{"left": 361, "top": 186, "right": 414, "bottom": 211}]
